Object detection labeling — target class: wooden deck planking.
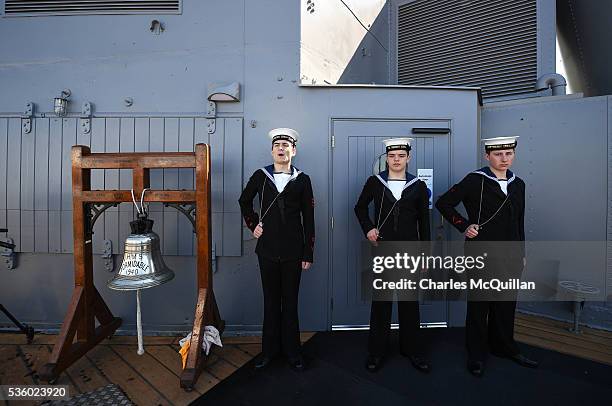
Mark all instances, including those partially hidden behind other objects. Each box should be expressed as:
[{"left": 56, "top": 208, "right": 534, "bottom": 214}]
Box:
[
  {"left": 63, "top": 349, "right": 111, "bottom": 394},
  {"left": 514, "top": 324, "right": 612, "bottom": 355},
  {"left": 237, "top": 343, "right": 262, "bottom": 357},
  {"left": 145, "top": 345, "right": 220, "bottom": 394},
  {"left": 112, "top": 345, "right": 201, "bottom": 405},
  {"left": 214, "top": 345, "right": 253, "bottom": 368},
  {"left": 204, "top": 356, "right": 240, "bottom": 381},
  {"left": 86, "top": 345, "right": 172, "bottom": 406},
  {"left": 513, "top": 313, "right": 612, "bottom": 365},
  {"left": 0, "top": 346, "right": 37, "bottom": 406},
  {"left": 515, "top": 313, "right": 612, "bottom": 339},
  {"left": 1, "top": 319, "right": 609, "bottom": 404}
]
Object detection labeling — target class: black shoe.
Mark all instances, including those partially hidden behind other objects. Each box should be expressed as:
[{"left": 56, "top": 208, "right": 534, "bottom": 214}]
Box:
[
  {"left": 254, "top": 354, "right": 273, "bottom": 369},
  {"left": 509, "top": 354, "right": 539, "bottom": 368},
  {"left": 467, "top": 360, "right": 485, "bottom": 377},
  {"left": 288, "top": 356, "right": 305, "bottom": 372},
  {"left": 365, "top": 355, "right": 383, "bottom": 372},
  {"left": 407, "top": 355, "right": 431, "bottom": 374}
]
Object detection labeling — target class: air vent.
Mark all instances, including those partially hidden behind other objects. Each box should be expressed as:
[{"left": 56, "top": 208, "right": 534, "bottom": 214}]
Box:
[
  {"left": 4, "top": 0, "right": 181, "bottom": 16},
  {"left": 397, "top": 0, "right": 537, "bottom": 99}
]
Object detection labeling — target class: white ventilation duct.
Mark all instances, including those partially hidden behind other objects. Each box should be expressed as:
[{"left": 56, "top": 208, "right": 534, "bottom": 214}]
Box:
[{"left": 536, "top": 73, "right": 567, "bottom": 96}]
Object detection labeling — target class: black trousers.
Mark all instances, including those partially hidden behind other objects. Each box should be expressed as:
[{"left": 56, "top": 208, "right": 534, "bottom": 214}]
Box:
[
  {"left": 466, "top": 300, "right": 520, "bottom": 361},
  {"left": 465, "top": 254, "right": 522, "bottom": 361},
  {"left": 257, "top": 256, "right": 302, "bottom": 359},
  {"left": 368, "top": 300, "right": 422, "bottom": 357}
]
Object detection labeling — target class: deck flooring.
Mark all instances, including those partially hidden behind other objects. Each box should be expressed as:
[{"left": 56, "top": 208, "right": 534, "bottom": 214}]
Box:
[{"left": 0, "top": 315, "right": 610, "bottom": 405}]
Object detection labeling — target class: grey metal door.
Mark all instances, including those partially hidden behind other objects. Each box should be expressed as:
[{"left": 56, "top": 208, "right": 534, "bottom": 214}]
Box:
[{"left": 331, "top": 119, "right": 451, "bottom": 328}]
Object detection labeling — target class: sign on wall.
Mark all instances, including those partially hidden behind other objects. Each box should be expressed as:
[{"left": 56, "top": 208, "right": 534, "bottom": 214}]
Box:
[{"left": 417, "top": 168, "right": 433, "bottom": 209}]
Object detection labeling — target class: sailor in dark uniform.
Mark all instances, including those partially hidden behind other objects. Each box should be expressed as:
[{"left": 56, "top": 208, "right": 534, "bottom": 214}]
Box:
[
  {"left": 435, "top": 136, "right": 538, "bottom": 377},
  {"left": 238, "top": 128, "right": 315, "bottom": 372},
  {"left": 354, "top": 138, "right": 431, "bottom": 373}
]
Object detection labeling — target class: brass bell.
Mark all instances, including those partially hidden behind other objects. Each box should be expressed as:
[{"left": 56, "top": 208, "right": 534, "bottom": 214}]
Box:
[
  {"left": 107, "top": 189, "right": 175, "bottom": 355},
  {"left": 107, "top": 216, "right": 174, "bottom": 291}
]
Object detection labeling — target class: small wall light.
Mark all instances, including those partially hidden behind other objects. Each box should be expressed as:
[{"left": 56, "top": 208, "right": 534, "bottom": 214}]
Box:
[{"left": 54, "top": 89, "right": 71, "bottom": 117}]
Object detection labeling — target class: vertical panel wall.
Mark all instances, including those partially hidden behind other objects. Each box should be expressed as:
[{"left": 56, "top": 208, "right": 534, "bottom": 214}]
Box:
[{"left": 0, "top": 115, "right": 243, "bottom": 257}]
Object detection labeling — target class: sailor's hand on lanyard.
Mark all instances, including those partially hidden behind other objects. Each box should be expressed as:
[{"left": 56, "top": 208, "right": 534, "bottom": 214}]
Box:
[
  {"left": 253, "top": 222, "right": 264, "bottom": 239},
  {"left": 465, "top": 224, "right": 479, "bottom": 239},
  {"left": 366, "top": 228, "right": 380, "bottom": 247},
  {"left": 367, "top": 228, "right": 380, "bottom": 242},
  {"left": 302, "top": 262, "right": 312, "bottom": 271}
]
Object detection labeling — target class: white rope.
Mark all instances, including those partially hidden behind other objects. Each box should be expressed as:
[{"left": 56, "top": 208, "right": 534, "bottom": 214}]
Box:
[
  {"left": 258, "top": 176, "right": 287, "bottom": 224},
  {"left": 477, "top": 177, "right": 510, "bottom": 229},
  {"left": 130, "top": 188, "right": 150, "bottom": 216},
  {"left": 136, "top": 289, "right": 144, "bottom": 355},
  {"left": 375, "top": 182, "right": 402, "bottom": 234}
]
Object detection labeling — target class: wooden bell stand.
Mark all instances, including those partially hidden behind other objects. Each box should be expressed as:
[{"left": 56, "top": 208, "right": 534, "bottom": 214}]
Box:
[{"left": 40, "top": 144, "right": 224, "bottom": 391}]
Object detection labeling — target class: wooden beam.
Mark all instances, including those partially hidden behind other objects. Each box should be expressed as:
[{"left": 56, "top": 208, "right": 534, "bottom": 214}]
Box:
[
  {"left": 181, "top": 288, "right": 207, "bottom": 390},
  {"left": 195, "top": 144, "right": 212, "bottom": 289},
  {"left": 78, "top": 153, "right": 196, "bottom": 169},
  {"left": 79, "top": 190, "right": 196, "bottom": 203}
]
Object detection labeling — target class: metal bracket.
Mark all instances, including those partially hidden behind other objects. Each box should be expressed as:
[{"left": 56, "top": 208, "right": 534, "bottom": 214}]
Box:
[
  {"left": 85, "top": 202, "right": 119, "bottom": 236},
  {"left": 22, "top": 102, "right": 34, "bottom": 134},
  {"left": 206, "top": 101, "right": 216, "bottom": 134},
  {"left": 1, "top": 237, "right": 16, "bottom": 270},
  {"left": 80, "top": 102, "right": 93, "bottom": 134},
  {"left": 102, "top": 239, "right": 115, "bottom": 273},
  {"left": 164, "top": 203, "right": 197, "bottom": 232}
]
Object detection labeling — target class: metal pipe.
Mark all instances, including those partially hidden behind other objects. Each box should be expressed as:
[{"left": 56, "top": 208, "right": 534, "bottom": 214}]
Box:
[{"left": 536, "top": 73, "right": 567, "bottom": 96}]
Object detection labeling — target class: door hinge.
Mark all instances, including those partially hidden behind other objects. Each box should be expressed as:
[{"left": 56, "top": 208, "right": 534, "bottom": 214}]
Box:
[
  {"left": 330, "top": 216, "right": 334, "bottom": 229},
  {"left": 331, "top": 135, "right": 335, "bottom": 148}
]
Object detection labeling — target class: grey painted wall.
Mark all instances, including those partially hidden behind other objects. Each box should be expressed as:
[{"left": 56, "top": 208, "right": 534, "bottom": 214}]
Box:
[
  {"left": 0, "top": 0, "right": 603, "bottom": 332},
  {"left": 482, "top": 94, "right": 612, "bottom": 329},
  {"left": 0, "top": 1, "right": 481, "bottom": 334}
]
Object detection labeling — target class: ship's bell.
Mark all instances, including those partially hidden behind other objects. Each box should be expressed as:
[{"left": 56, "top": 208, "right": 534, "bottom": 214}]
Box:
[{"left": 108, "top": 215, "right": 175, "bottom": 291}]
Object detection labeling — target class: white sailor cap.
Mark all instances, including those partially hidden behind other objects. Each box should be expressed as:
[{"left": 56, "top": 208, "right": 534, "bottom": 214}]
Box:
[
  {"left": 268, "top": 128, "right": 299, "bottom": 145},
  {"left": 482, "top": 136, "right": 519, "bottom": 151},
  {"left": 382, "top": 137, "right": 413, "bottom": 153}
]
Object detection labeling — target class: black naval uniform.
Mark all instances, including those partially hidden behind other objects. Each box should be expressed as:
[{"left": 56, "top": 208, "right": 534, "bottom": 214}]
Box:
[
  {"left": 354, "top": 170, "right": 430, "bottom": 357},
  {"left": 435, "top": 166, "right": 525, "bottom": 362},
  {"left": 238, "top": 165, "right": 315, "bottom": 360}
]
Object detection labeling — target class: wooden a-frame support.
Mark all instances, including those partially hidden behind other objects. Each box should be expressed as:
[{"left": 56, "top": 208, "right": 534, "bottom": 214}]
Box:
[{"left": 40, "top": 144, "right": 224, "bottom": 391}]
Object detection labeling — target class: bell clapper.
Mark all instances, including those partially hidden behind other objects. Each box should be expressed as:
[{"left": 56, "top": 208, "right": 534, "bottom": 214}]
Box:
[{"left": 136, "top": 289, "right": 145, "bottom": 355}]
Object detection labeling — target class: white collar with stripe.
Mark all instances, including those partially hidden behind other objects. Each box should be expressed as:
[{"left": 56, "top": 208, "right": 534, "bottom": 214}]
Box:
[
  {"left": 472, "top": 167, "right": 516, "bottom": 184},
  {"left": 375, "top": 171, "right": 420, "bottom": 197},
  {"left": 260, "top": 165, "right": 301, "bottom": 192}
]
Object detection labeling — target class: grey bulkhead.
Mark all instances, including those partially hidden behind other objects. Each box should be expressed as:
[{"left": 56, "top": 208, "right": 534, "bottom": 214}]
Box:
[{"left": 0, "top": 1, "right": 479, "bottom": 334}]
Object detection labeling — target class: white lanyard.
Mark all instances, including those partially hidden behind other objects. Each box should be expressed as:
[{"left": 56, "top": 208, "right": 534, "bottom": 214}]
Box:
[{"left": 476, "top": 177, "right": 510, "bottom": 228}]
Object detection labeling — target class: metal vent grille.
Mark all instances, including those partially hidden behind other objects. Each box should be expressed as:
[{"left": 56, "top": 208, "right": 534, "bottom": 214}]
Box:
[
  {"left": 397, "top": 0, "right": 537, "bottom": 99},
  {"left": 4, "top": 0, "right": 181, "bottom": 16}
]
